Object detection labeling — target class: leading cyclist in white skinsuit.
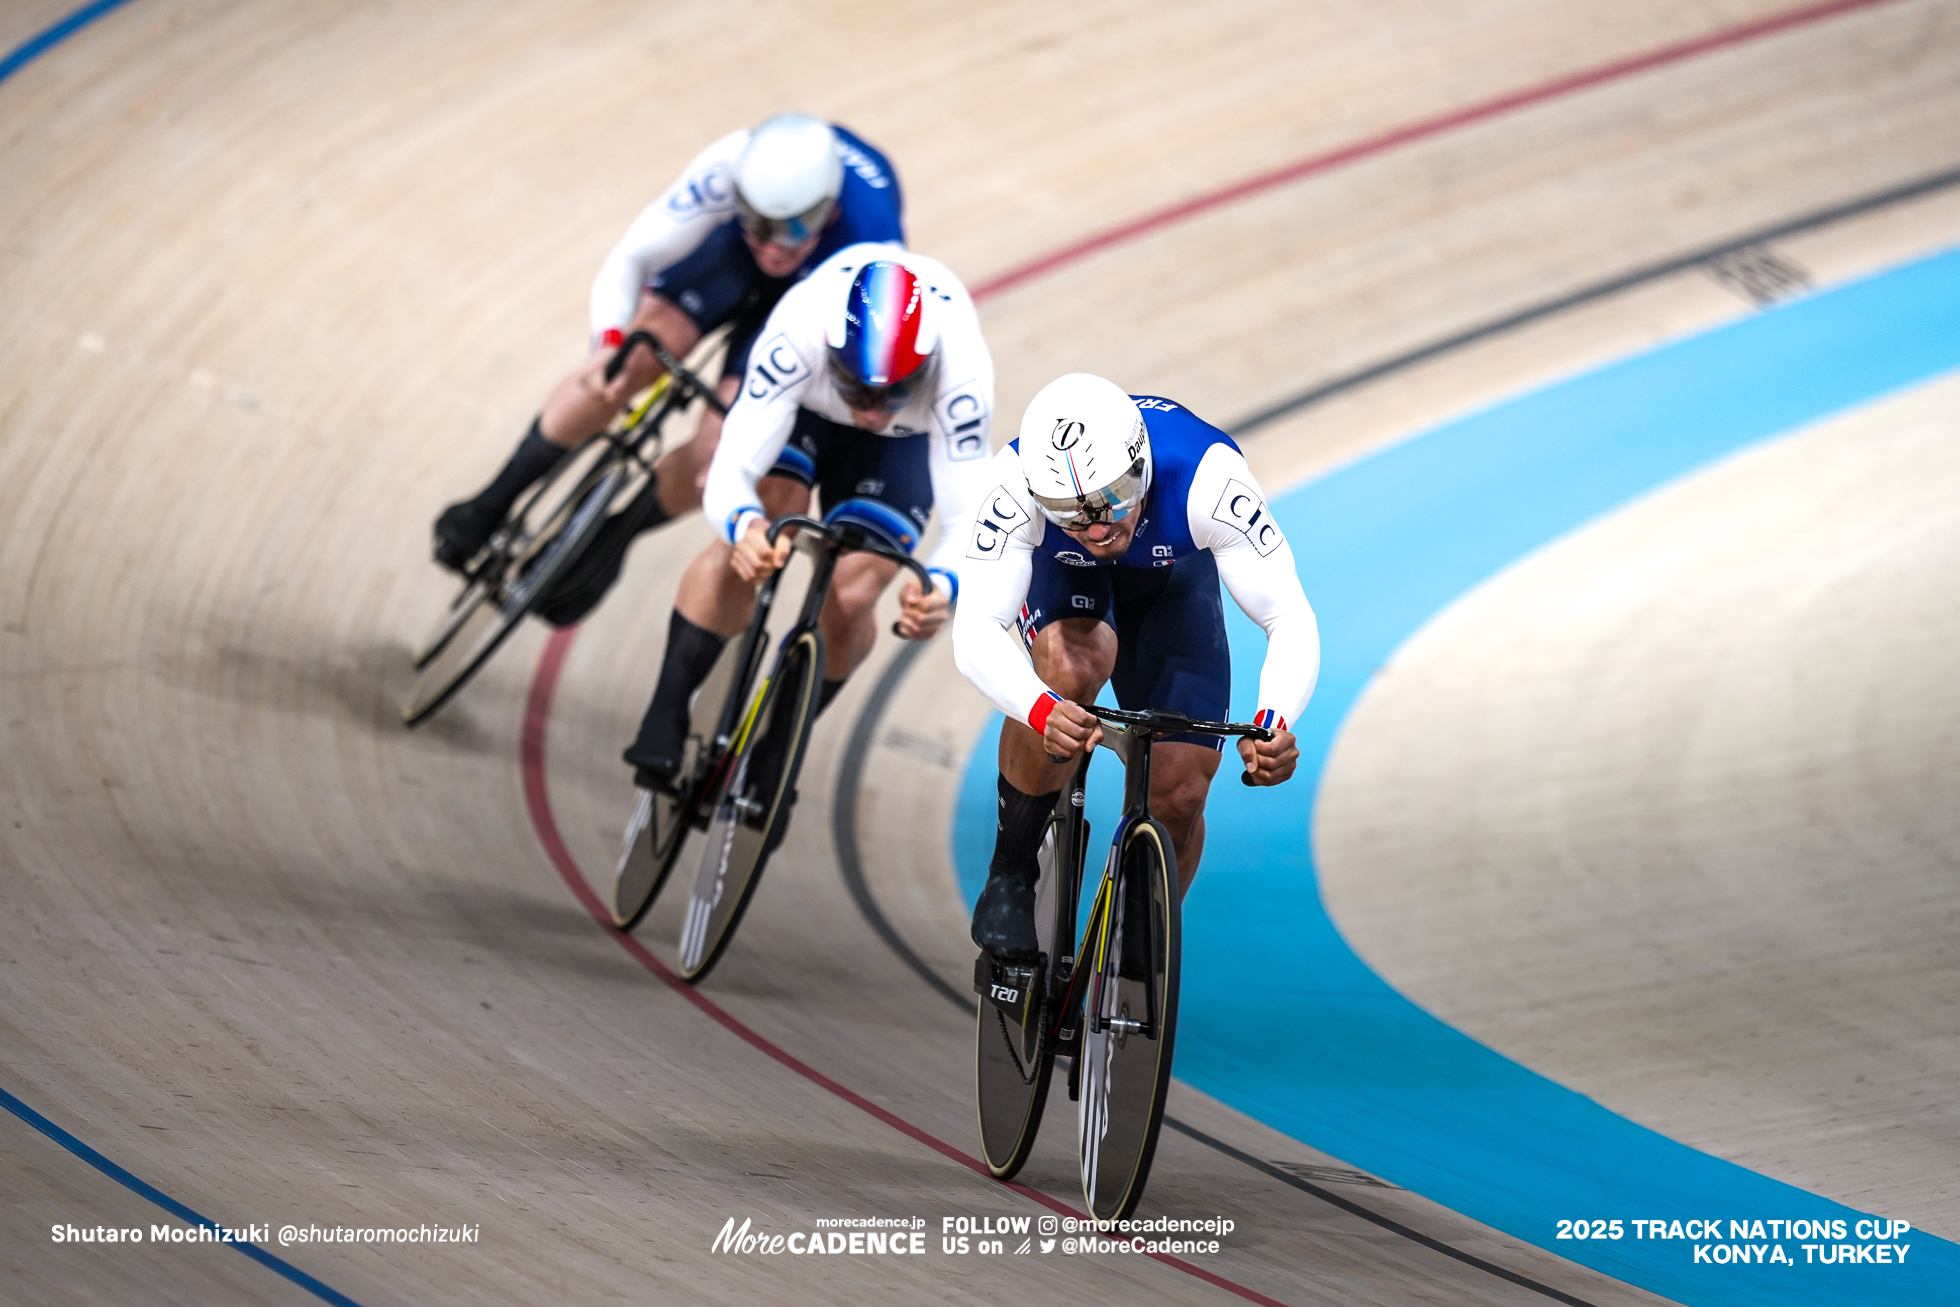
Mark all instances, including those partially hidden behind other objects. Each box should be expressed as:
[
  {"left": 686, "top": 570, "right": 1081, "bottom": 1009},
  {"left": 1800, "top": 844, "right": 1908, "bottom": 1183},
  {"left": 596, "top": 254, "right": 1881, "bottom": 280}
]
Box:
[{"left": 952, "top": 373, "right": 1321, "bottom": 959}]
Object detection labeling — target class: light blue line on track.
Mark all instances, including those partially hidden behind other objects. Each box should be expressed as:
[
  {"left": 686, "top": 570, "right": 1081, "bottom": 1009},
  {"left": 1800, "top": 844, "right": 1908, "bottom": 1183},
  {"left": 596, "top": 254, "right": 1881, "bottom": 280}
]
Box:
[{"left": 956, "top": 243, "right": 1960, "bottom": 1305}]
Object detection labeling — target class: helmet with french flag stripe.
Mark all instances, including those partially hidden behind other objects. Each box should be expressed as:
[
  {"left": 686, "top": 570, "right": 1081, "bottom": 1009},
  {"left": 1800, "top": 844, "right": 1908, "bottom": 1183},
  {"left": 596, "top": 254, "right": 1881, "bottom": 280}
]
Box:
[{"left": 825, "top": 260, "right": 939, "bottom": 412}]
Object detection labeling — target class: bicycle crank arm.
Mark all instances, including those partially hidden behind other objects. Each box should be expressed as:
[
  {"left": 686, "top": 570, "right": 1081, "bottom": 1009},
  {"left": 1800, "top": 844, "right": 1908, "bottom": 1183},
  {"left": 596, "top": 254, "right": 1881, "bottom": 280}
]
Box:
[{"left": 974, "top": 955, "right": 1043, "bottom": 1030}]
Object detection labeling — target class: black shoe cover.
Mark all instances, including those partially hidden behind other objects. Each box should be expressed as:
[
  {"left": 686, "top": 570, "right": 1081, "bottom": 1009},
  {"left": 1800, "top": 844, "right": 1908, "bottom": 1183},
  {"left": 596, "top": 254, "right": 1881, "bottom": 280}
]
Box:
[
  {"left": 971, "top": 874, "right": 1039, "bottom": 961},
  {"left": 632, "top": 762, "right": 680, "bottom": 795},
  {"left": 433, "top": 499, "right": 503, "bottom": 572}
]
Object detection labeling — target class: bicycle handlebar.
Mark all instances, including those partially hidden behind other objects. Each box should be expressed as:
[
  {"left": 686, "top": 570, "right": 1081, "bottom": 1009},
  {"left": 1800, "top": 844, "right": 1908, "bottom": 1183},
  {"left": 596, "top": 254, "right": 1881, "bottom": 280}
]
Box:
[
  {"left": 1079, "top": 703, "right": 1277, "bottom": 787},
  {"left": 1084, "top": 703, "right": 1273, "bottom": 742},
  {"left": 762, "top": 514, "right": 938, "bottom": 641},
  {"left": 603, "top": 330, "right": 729, "bottom": 417}
]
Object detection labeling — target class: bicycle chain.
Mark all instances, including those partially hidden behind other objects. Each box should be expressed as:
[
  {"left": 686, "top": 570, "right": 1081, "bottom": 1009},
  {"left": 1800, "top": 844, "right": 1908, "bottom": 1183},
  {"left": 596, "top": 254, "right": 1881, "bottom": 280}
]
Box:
[{"left": 992, "top": 993, "right": 1048, "bottom": 1087}]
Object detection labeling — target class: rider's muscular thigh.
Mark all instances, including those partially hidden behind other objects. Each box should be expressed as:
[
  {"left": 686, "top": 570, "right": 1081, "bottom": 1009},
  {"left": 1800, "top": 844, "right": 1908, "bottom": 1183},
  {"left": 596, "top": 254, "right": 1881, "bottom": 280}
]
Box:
[
  {"left": 1031, "top": 618, "right": 1114, "bottom": 703},
  {"left": 1000, "top": 618, "right": 1116, "bottom": 793},
  {"left": 1150, "top": 742, "right": 1220, "bottom": 894}
]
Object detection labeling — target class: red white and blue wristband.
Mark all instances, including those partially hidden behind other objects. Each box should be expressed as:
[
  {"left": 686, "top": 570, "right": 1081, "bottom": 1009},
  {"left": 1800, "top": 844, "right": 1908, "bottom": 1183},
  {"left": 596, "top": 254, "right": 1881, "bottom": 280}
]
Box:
[
  {"left": 1028, "top": 690, "right": 1064, "bottom": 735},
  {"left": 598, "top": 326, "right": 625, "bottom": 350},
  {"left": 1254, "top": 709, "right": 1286, "bottom": 733}
]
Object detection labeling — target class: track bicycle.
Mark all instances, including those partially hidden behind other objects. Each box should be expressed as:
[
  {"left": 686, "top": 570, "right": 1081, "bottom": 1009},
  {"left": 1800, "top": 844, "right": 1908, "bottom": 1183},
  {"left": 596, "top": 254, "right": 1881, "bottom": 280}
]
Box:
[
  {"left": 611, "top": 506, "right": 934, "bottom": 985},
  {"left": 401, "top": 330, "right": 725, "bottom": 726},
  {"left": 973, "top": 705, "right": 1272, "bottom": 1221}
]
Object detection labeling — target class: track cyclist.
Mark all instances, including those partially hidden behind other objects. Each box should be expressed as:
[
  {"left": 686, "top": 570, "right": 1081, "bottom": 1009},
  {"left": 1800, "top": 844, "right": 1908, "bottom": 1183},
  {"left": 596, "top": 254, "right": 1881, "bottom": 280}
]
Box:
[
  {"left": 430, "top": 113, "right": 904, "bottom": 617},
  {"left": 617, "top": 243, "right": 995, "bottom": 835},
  {"left": 952, "top": 373, "right": 1320, "bottom": 960}
]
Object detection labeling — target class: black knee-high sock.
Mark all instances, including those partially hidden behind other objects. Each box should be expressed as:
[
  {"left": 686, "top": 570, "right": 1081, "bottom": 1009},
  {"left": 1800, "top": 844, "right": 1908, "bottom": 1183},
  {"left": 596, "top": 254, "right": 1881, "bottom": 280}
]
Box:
[
  {"left": 475, "top": 417, "right": 568, "bottom": 518},
  {"left": 990, "top": 775, "right": 1060, "bottom": 889},
  {"left": 622, "top": 611, "right": 728, "bottom": 771}
]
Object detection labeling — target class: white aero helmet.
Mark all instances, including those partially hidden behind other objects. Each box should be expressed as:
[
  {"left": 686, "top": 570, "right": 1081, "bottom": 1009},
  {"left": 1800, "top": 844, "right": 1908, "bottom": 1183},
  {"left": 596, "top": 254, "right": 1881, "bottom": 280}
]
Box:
[
  {"left": 734, "top": 113, "right": 844, "bottom": 246},
  {"left": 1018, "top": 373, "right": 1152, "bottom": 530}
]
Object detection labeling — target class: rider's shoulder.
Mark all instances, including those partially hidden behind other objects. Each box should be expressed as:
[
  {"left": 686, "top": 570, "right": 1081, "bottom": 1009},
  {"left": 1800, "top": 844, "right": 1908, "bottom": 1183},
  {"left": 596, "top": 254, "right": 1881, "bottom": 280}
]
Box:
[
  {"left": 1129, "top": 396, "right": 1239, "bottom": 460},
  {"left": 829, "top": 125, "right": 898, "bottom": 191},
  {"left": 646, "top": 131, "right": 748, "bottom": 224}
]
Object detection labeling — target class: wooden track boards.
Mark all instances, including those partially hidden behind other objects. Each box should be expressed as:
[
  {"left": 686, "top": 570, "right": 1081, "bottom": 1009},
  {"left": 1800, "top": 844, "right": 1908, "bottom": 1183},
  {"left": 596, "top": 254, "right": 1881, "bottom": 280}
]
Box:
[{"left": 4, "top": 0, "right": 1958, "bottom": 1301}]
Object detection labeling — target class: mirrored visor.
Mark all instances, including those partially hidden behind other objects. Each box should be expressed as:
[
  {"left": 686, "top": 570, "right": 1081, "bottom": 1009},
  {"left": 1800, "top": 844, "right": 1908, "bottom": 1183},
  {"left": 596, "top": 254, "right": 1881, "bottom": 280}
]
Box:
[
  {"left": 736, "top": 193, "right": 835, "bottom": 248},
  {"left": 1031, "top": 458, "right": 1149, "bottom": 530},
  {"left": 826, "top": 349, "right": 933, "bottom": 414}
]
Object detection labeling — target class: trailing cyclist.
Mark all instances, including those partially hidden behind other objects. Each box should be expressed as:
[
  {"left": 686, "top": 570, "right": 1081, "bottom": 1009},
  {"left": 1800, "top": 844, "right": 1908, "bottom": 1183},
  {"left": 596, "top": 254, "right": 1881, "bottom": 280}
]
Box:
[
  {"left": 616, "top": 242, "right": 996, "bottom": 863},
  {"left": 951, "top": 373, "right": 1320, "bottom": 961},
  {"left": 430, "top": 113, "right": 905, "bottom": 621}
]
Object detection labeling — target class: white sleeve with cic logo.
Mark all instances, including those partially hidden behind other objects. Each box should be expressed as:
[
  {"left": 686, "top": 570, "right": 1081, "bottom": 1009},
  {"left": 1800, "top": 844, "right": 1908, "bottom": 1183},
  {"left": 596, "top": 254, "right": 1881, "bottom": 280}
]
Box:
[
  {"left": 1185, "top": 443, "right": 1319, "bottom": 730},
  {"left": 587, "top": 130, "right": 749, "bottom": 340},
  {"left": 951, "top": 445, "right": 1054, "bottom": 727}
]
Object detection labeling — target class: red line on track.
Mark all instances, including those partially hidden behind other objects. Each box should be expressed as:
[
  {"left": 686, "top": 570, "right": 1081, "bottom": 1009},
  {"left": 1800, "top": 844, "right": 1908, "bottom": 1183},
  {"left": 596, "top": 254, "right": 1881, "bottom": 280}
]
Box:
[
  {"left": 520, "top": 628, "right": 1286, "bottom": 1306},
  {"left": 968, "top": 0, "right": 1910, "bottom": 302},
  {"left": 519, "top": 4, "right": 1906, "bottom": 1299}
]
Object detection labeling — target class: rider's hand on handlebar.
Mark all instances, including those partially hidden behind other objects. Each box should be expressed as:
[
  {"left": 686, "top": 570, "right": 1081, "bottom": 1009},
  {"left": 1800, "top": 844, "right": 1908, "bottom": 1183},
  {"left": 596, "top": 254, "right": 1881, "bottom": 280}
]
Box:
[
  {"left": 731, "top": 517, "right": 793, "bottom": 583},
  {"left": 582, "top": 339, "right": 654, "bottom": 406},
  {"left": 1043, "top": 700, "right": 1104, "bottom": 760},
  {"left": 1237, "top": 727, "right": 1299, "bottom": 786},
  {"left": 893, "top": 576, "right": 949, "bottom": 641}
]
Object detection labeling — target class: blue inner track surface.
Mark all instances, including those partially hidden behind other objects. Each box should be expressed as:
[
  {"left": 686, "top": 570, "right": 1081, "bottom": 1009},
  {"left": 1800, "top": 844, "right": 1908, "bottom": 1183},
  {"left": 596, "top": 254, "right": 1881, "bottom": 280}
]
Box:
[{"left": 956, "top": 244, "right": 1960, "bottom": 1305}]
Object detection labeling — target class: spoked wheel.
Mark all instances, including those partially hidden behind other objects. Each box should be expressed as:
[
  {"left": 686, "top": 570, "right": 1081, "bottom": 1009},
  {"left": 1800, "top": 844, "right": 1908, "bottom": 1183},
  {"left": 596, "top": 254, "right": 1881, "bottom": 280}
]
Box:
[
  {"left": 1079, "top": 817, "right": 1181, "bottom": 1222},
  {"left": 401, "top": 456, "right": 632, "bottom": 726},
  {"left": 975, "top": 803, "right": 1084, "bottom": 1177},
  {"left": 611, "top": 631, "right": 760, "bottom": 930},
  {"left": 675, "top": 630, "right": 821, "bottom": 983}
]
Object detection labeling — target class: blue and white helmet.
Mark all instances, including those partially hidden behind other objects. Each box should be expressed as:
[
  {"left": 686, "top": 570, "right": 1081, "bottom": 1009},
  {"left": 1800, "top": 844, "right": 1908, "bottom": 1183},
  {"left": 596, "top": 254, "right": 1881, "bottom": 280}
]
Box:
[{"left": 1018, "top": 373, "right": 1152, "bottom": 530}]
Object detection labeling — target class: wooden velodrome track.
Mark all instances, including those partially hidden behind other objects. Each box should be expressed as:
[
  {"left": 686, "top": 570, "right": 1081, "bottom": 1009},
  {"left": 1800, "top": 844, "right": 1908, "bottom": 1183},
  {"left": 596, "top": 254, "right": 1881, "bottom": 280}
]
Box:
[{"left": 3, "top": 1, "right": 1956, "bottom": 1303}]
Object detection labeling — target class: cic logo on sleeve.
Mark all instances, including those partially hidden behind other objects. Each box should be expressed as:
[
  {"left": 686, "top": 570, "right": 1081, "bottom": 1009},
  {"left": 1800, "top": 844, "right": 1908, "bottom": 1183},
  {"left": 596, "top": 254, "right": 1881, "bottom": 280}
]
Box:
[
  {"left": 967, "top": 487, "right": 1030, "bottom": 560},
  {"left": 744, "top": 334, "right": 809, "bottom": 404},
  {"left": 1211, "top": 479, "right": 1282, "bottom": 557}
]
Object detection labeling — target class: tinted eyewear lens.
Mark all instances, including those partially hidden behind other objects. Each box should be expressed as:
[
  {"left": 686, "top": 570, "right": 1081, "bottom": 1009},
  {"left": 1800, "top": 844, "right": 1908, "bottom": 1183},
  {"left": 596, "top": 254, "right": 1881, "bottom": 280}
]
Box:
[
  {"left": 1033, "top": 461, "right": 1147, "bottom": 530},
  {"left": 737, "top": 196, "right": 834, "bottom": 248},
  {"left": 837, "top": 375, "right": 912, "bottom": 413}
]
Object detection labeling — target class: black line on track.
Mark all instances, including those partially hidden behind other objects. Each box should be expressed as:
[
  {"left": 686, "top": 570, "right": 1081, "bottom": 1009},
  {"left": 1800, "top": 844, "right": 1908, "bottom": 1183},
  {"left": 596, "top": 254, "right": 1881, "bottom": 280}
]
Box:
[
  {"left": 1231, "top": 161, "right": 1960, "bottom": 437},
  {"left": 831, "top": 163, "right": 1960, "bottom": 1305},
  {"left": 830, "top": 656, "right": 1601, "bottom": 1306},
  {"left": 1159, "top": 1119, "right": 1599, "bottom": 1307}
]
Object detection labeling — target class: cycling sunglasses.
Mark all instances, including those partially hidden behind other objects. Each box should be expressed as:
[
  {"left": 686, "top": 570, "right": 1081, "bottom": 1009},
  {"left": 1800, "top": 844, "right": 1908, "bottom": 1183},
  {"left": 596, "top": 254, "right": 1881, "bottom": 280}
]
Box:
[
  {"left": 1031, "top": 458, "right": 1149, "bottom": 531},
  {"left": 735, "top": 194, "right": 835, "bottom": 249},
  {"left": 826, "top": 351, "right": 933, "bottom": 414}
]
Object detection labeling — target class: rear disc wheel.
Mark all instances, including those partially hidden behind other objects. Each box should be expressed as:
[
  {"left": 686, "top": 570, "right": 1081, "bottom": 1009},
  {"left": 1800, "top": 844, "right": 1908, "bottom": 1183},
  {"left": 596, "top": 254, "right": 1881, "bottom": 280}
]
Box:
[{"left": 975, "top": 812, "right": 1074, "bottom": 1178}]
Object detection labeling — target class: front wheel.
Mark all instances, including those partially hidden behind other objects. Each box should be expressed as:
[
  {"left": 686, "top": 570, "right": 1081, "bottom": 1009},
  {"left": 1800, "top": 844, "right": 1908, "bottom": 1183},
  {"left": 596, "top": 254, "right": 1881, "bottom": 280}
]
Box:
[
  {"left": 675, "top": 630, "right": 822, "bottom": 983},
  {"left": 1079, "top": 817, "right": 1180, "bottom": 1223},
  {"left": 611, "top": 630, "right": 761, "bottom": 930}
]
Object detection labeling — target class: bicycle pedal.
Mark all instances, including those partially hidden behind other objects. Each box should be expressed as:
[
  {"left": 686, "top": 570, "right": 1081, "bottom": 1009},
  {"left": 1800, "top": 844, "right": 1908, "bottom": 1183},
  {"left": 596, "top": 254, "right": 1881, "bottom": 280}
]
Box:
[{"left": 974, "top": 954, "right": 1043, "bottom": 1029}]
